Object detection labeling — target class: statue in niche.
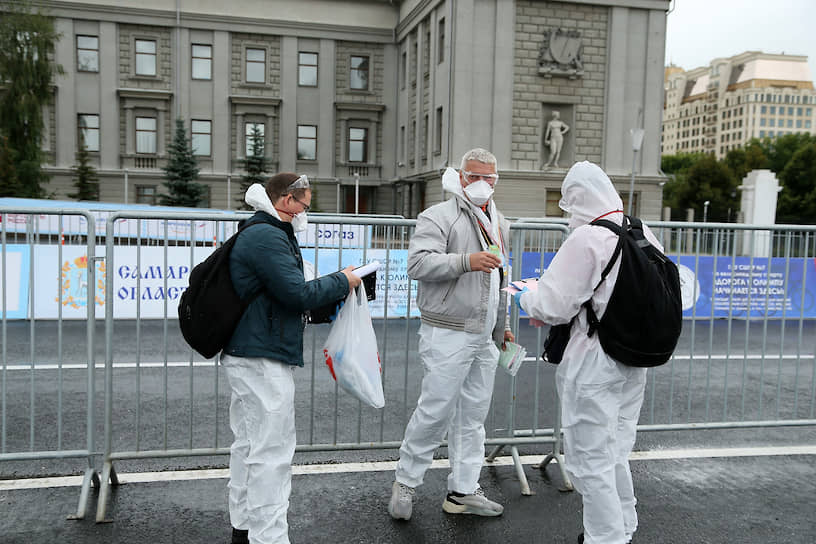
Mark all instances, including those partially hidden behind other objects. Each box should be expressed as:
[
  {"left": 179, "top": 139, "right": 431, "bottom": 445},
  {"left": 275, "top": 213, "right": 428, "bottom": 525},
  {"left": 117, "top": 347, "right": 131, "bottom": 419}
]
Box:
[{"left": 543, "top": 110, "right": 570, "bottom": 168}]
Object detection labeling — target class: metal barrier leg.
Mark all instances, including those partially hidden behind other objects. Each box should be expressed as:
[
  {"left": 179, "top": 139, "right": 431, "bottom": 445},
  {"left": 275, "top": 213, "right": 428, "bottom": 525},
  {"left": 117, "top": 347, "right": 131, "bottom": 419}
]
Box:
[
  {"left": 95, "top": 461, "right": 119, "bottom": 523},
  {"left": 510, "top": 446, "right": 533, "bottom": 496},
  {"left": 536, "top": 432, "right": 573, "bottom": 492},
  {"left": 486, "top": 444, "right": 505, "bottom": 462},
  {"left": 67, "top": 468, "right": 100, "bottom": 520}
]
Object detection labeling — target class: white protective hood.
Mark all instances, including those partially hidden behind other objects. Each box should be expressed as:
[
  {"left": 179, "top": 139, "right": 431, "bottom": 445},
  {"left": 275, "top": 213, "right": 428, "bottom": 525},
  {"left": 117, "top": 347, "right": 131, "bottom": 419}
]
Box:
[
  {"left": 244, "top": 183, "right": 281, "bottom": 219},
  {"left": 559, "top": 161, "right": 623, "bottom": 229}
]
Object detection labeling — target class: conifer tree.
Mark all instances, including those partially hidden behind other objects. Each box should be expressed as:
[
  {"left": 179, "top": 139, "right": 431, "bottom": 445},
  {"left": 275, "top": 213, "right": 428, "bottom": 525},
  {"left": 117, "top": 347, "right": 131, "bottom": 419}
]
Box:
[
  {"left": 160, "top": 118, "right": 206, "bottom": 207},
  {"left": 68, "top": 136, "right": 99, "bottom": 201},
  {"left": 238, "top": 124, "right": 270, "bottom": 209}
]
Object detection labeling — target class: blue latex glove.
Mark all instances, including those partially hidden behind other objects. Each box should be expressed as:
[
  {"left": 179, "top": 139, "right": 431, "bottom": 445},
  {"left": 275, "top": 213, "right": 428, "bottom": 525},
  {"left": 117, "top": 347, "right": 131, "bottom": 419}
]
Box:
[
  {"left": 512, "top": 287, "right": 529, "bottom": 308},
  {"left": 328, "top": 300, "right": 345, "bottom": 322}
]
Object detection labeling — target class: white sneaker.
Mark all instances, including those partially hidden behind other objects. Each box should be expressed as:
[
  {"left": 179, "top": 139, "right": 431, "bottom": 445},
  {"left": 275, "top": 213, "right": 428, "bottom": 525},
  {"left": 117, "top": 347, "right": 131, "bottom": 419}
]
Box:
[
  {"left": 388, "top": 481, "right": 414, "bottom": 520},
  {"left": 442, "top": 487, "right": 503, "bottom": 516}
]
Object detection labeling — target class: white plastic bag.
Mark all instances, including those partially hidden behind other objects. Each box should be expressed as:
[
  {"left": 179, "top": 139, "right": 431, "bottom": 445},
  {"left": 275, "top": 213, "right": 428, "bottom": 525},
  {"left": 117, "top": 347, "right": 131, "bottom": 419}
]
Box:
[{"left": 322, "top": 283, "right": 385, "bottom": 409}]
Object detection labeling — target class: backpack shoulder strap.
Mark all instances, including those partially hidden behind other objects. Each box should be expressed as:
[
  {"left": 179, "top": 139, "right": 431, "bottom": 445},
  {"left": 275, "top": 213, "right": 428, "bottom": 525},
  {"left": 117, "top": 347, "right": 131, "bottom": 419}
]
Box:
[
  {"left": 582, "top": 215, "right": 627, "bottom": 337},
  {"left": 589, "top": 215, "right": 627, "bottom": 290}
]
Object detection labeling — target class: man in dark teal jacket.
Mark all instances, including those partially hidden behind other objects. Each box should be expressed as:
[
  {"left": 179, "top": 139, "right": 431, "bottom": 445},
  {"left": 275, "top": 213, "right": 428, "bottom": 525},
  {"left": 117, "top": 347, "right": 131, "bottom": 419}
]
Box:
[{"left": 222, "top": 173, "right": 360, "bottom": 544}]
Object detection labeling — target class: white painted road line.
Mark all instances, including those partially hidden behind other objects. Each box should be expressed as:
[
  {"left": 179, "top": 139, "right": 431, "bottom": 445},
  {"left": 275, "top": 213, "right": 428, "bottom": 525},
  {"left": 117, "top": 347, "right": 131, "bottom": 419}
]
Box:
[
  {"left": 2, "top": 445, "right": 816, "bottom": 491},
  {"left": 2, "top": 354, "right": 814, "bottom": 371}
]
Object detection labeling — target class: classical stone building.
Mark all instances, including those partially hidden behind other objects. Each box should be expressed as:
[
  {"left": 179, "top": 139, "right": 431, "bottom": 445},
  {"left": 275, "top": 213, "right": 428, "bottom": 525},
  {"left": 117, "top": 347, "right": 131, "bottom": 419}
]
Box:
[
  {"left": 30, "top": 0, "right": 670, "bottom": 218},
  {"left": 662, "top": 51, "right": 816, "bottom": 159}
]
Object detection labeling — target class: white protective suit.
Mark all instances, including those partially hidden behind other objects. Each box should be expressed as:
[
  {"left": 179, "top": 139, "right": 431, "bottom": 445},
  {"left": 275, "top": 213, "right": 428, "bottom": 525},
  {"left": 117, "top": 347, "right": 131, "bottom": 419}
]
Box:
[
  {"left": 394, "top": 169, "right": 503, "bottom": 495},
  {"left": 223, "top": 185, "right": 295, "bottom": 544},
  {"left": 518, "top": 162, "right": 663, "bottom": 544}
]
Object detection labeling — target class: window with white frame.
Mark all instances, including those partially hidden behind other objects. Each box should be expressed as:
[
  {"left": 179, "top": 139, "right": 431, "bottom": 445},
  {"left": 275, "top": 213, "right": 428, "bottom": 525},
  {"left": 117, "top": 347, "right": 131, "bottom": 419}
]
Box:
[
  {"left": 135, "top": 116, "right": 157, "bottom": 154},
  {"left": 246, "top": 48, "right": 266, "bottom": 83},
  {"left": 78, "top": 114, "right": 99, "bottom": 151},
  {"left": 135, "top": 39, "right": 157, "bottom": 76},
  {"left": 297, "top": 125, "right": 317, "bottom": 160},
  {"left": 348, "top": 127, "right": 368, "bottom": 163},
  {"left": 245, "top": 122, "right": 265, "bottom": 156},
  {"left": 298, "top": 52, "right": 318, "bottom": 86},
  {"left": 349, "top": 55, "right": 369, "bottom": 90},
  {"left": 76, "top": 35, "right": 98, "bottom": 72},
  {"left": 191, "top": 44, "right": 212, "bottom": 80},
  {"left": 191, "top": 120, "right": 211, "bottom": 156}
]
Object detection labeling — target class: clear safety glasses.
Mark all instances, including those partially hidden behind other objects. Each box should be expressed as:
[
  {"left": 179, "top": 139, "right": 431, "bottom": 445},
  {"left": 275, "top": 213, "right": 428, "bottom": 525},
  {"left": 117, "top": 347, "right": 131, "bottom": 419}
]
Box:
[
  {"left": 462, "top": 171, "right": 499, "bottom": 184},
  {"left": 287, "top": 174, "right": 310, "bottom": 192}
]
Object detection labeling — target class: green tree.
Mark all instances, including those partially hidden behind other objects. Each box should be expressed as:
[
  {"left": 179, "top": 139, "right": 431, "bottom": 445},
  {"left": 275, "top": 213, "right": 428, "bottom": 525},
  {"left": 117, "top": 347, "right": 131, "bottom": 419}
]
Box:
[
  {"left": 0, "top": 1, "right": 63, "bottom": 198},
  {"left": 670, "top": 155, "right": 738, "bottom": 223},
  {"left": 776, "top": 142, "right": 816, "bottom": 224},
  {"left": 759, "top": 133, "right": 814, "bottom": 174},
  {"left": 0, "top": 134, "right": 24, "bottom": 197},
  {"left": 722, "top": 140, "right": 768, "bottom": 183},
  {"left": 660, "top": 152, "right": 706, "bottom": 219},
  {"left": 238, "top": 124, "right": 270, "bottom": 209},
  {"left": 159, "top": 118, "right": 206, "bottom": 207},
  {"left": 68, "top": 136, "right": 99, "bottom": 201}
]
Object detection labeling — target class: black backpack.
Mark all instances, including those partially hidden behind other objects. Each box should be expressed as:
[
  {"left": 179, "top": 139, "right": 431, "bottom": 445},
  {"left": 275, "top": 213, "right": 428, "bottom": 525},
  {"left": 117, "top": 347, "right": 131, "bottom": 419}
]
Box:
[
  {"left": 177, "top": 219, "right": 270, "bottom": 359},
  {"left": 542, "top": 215, "right": 682, "bottom": 367}
]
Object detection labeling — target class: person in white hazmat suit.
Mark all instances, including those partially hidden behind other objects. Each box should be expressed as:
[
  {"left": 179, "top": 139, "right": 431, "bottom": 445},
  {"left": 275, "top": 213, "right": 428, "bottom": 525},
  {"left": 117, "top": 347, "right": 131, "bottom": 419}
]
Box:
[
  {"left": 388, "top": 148, "right": 515, "bottom": 520},
  {"left": 515, "top": 161, "right": 662, "bottom": 544},
  {"left": 222, "top": 173, "right": 360, "bottom": 544}
]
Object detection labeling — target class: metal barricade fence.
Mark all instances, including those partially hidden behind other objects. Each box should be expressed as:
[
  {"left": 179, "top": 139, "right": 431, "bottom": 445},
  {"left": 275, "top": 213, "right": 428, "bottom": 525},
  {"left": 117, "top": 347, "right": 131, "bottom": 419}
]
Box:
[
  {"left": 0, "top": 207, "right": 99, "bottom": 520},
  {"left": 4, "top": 207, "right": 816, "bottom": 523}
]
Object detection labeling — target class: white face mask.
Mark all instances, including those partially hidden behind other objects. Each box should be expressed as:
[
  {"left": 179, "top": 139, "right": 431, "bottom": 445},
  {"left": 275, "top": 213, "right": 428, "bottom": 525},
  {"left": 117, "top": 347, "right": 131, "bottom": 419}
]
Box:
[
  {"left": 463, "top": 180, "right": 494, "bottom": 206},
  {"left": 291, "top": 211, "right": 308, "bottom": 233}
]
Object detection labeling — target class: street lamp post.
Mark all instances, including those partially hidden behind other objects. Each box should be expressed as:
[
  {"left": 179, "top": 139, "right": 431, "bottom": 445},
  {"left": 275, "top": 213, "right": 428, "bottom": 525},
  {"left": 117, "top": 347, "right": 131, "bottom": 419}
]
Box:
[
  {"left": 703, "top": 200, "right": 710, "bottom": 223},
  {"left": 628, "top": 128, "right": 645, "bottom": 216}
]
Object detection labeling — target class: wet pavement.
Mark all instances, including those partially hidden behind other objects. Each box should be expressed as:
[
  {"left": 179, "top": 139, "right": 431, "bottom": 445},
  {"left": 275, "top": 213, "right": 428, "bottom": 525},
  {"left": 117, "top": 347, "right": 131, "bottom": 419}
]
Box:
[{"left": 3, "top": 448, "right": 816, "bottom": 544}]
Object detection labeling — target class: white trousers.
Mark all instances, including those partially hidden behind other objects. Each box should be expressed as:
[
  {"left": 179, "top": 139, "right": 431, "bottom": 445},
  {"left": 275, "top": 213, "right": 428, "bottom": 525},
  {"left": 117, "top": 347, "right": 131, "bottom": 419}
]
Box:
[
  {"left": 223, "top": 355, "right": 296, "bottom": 544},
  {"left": 395, "top": 324, "right": 499, "bottom": 494},
  {"left": 559, "top": 360, "right": 647, "bottom": 544}
]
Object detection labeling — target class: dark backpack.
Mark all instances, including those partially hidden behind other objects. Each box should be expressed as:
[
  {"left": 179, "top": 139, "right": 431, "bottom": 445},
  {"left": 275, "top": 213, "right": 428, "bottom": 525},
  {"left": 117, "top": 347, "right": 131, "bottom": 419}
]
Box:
[
  {"left": 542, "top": 215, "right": 682, "bottom": 367},
  {"left": 177, "top": 220, "right": 270, "bottom": 359}
]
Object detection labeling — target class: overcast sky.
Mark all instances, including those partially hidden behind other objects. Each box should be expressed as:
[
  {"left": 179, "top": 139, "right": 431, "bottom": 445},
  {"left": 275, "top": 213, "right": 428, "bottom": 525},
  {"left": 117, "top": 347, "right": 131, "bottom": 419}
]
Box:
[{"left": 664, "top": 0, "right": 816, "bottom": 77}]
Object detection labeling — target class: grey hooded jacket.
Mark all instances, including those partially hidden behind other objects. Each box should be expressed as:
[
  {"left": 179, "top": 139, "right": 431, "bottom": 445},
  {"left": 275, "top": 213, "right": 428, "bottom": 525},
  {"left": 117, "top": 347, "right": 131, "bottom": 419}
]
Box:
[{"left": 408, "top": 196, "right": 511, "bottom": 343}]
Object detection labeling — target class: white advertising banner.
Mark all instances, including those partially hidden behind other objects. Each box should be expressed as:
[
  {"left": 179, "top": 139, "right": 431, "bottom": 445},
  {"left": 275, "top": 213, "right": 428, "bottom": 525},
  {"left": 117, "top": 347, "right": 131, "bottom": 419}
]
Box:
[{"left": 10, "top": 245, "right": 417, "bottom": 319}]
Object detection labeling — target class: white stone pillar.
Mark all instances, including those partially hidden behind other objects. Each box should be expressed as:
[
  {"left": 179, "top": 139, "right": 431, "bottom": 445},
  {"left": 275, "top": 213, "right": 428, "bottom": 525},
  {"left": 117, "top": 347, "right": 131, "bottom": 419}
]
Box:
[{"left": 738, "top": 169, "right": 782, "bottom": 258}]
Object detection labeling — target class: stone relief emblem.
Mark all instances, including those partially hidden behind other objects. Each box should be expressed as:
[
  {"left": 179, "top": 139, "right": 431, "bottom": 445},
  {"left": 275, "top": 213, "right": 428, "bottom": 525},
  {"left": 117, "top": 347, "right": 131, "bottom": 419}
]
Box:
[{"left": 538, "top": 28, "right": 584, "bottom": 78}]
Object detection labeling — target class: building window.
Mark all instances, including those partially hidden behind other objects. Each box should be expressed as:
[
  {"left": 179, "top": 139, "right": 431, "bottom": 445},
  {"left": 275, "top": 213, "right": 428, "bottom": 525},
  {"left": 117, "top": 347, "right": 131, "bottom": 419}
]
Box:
[
  {"left": 787, "top": 119, "right": 793, "bottom": 128},
  {"left": 191, "top": 44, "right": 212, "bottom": 80},
  {"left": 135, "top": 116, "right": 157, "bottom": 154},
  {"left": 546, "top": 192, "right": 565, "bottom": 217},
  {"left": 136, "top": 185, "right": 157, "bottom": 205},
  {"left": 297, "top": 125, "right": 317, "bottom": 160},
  {"left": 422, "top": 114, "right": 428, "bottom": 163},
  {"left": 191, "top": 120, "right": 211, "bottom": 156},
  {"left": 245, "top": 122, "right": 265, "bottom": 157},
  {"left": 400, "top": 51, "right": 406, "bottom": 90},
  {"left": 78, "top": 114, "right": 99, "bottom": 151},
  {"left": 348, "top": 127, "right": 368, "bottom": 163},
  {"left": 349, "top": 55, "right": 369, "bottom": 90},
  {"left": 806, "top": 120, "right": 812, "bottom": 129},
  {"left": 135, "top": 39, "right": 157, "bottom": 76},
  {"left": 298, "top": 52, "right": 318, "bottom": 86},
  {"left": 399, "top": 125, "right": 405, "bottom": 163},
  {"left": 246, "top": 48, "right": 266, "bottom": 83},
  {"left": 76, "top": 35, "right": 98, "bottom": 72},
  {"left": 798, "top": 107, "right": 803, "bottom": 116},
  {"left": 770, "top": 106, "right": 776, "bottom": 115},
  {"left": 434, "top": 106, "right": 443, "bottom": 153},
  {"left": 761, "top": 105, "right": 766, "bottom": 114},
  {"left": 796, "top": 119, "right": 802, "bottom": 128},
  {"left": 769, "top": 119, "right": 775, "bottom": 127},
  {"left": 760, "top": 118, "right": 766, "bottom": 126},
  {"left": 438, "top": 18, "right": 445, "bottom": 64}
]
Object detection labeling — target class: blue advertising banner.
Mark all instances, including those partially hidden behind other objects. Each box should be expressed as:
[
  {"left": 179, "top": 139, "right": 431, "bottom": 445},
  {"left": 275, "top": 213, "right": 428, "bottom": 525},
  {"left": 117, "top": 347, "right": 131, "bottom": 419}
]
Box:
[{"left": 513, "top": 252, "right": 816, "bottom": 320}]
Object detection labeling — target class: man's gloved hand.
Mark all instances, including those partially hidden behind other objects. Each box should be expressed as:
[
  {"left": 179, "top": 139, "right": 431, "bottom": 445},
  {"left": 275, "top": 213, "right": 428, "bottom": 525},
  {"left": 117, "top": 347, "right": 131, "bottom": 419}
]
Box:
[
  {"left": 328, "top": 300, "right": 345, "bottom": 322},
  {"left": 512, "top": 287, "right": 529, "bottom": 309}
]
